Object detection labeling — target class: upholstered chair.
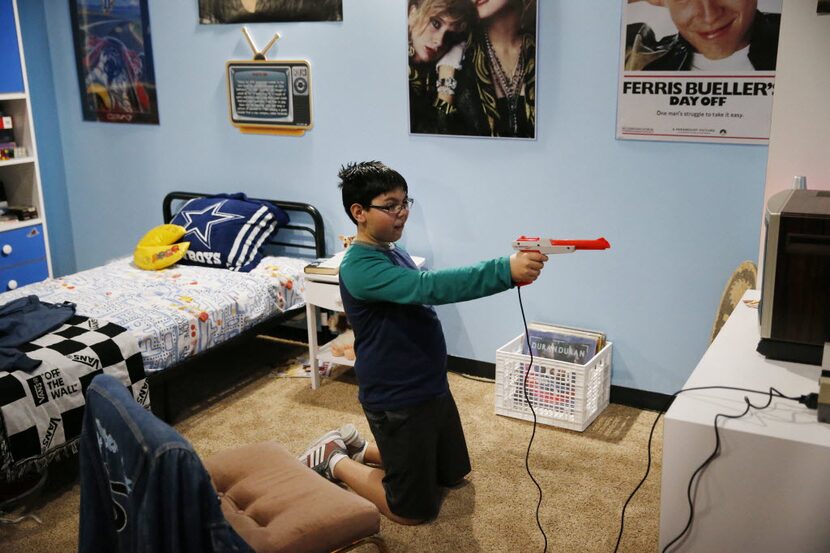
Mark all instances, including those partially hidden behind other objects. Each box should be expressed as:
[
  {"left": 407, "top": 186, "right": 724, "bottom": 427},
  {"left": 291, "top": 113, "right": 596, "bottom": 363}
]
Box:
[{"left": 79, "top": 374, "right": 386, "bottom": 553}]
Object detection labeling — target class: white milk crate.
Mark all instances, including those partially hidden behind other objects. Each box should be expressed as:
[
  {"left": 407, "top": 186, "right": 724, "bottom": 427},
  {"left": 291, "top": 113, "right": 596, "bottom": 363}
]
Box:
[{"left": 495, "top": 334, "right": 612, "bottom": 432}]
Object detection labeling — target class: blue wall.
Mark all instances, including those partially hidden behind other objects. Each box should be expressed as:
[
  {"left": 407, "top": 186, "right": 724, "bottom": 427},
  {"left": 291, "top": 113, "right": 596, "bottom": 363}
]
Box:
[{"left": 19, "top": 0, "right": 767, "bottom": 394}]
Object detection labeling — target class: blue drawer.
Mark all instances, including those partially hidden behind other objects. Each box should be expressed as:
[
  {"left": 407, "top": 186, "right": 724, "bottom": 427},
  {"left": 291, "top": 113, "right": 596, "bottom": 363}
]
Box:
[
  {"left": 0, "top": 224, "right": 46, "bottom": 269},
  {"left": 0, "top": 258, "right": 47, "bottom": 292}
]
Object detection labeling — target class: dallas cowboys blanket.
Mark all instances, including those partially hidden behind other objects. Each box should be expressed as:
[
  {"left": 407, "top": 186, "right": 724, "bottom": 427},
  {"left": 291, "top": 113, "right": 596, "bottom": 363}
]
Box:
[{"left": 0, "top": 315, "right": 149, "bottom": 481}]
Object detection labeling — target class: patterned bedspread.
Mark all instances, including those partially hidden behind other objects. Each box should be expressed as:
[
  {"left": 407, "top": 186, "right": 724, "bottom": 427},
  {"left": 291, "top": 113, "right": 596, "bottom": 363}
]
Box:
[
  {"left": 1, "top": 256, "right": 308, "bottom": 373},
  {"left": 0, "top": 315, "right": 148, "bottom": 480}
]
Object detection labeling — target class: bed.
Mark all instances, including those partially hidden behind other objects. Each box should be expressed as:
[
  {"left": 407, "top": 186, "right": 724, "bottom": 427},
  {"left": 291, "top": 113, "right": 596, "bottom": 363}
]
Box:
[{"left": 0, "top": 192, "right": 325, "bottom": 483}]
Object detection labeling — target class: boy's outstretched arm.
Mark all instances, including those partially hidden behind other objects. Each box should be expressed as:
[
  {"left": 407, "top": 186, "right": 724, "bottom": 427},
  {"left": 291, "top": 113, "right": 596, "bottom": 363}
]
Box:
[
  {"left": 509, "top": 251, "right": 548, "bottom": 284},
  {"left": 341, "top": 249, "right": 548, "bottom": 306}
]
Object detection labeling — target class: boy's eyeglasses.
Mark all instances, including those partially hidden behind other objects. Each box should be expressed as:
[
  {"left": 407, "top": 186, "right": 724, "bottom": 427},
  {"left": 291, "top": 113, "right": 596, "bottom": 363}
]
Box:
[{"left": 366, "top": 197, "right": 414, "bottom": 215}]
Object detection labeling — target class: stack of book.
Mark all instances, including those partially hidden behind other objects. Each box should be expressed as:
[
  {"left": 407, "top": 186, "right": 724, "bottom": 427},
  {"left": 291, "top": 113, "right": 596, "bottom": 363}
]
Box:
[
  {"left": 521, "top": 322, "right": 606, "bottom": 365},
  {"left": 303, "top": 250, "right": 346, "bottom": 275}
]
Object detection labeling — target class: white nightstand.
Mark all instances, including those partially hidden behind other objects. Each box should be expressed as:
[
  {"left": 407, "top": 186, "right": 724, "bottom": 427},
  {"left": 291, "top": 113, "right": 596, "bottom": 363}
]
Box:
[
  {"left": 304, "top": 255, "right": 424, "bottom": 389},
  {"left": 304, "top": 272, "right": 350, "bottom": 390}
]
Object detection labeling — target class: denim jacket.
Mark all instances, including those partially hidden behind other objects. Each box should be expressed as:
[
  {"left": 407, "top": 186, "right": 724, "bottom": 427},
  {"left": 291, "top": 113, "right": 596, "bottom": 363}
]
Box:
[
  {"left": 0, "top": 295, "right": 76, "bottom": 371},
  {"left": 78, "top": 374, "right": 251, "bottom": 553}
]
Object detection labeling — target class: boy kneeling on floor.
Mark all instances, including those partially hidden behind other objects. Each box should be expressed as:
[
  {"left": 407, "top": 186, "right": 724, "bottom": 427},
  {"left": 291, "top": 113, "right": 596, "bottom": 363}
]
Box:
[{"left": 298, "top": 161, "right": 548, "bottom": 524}]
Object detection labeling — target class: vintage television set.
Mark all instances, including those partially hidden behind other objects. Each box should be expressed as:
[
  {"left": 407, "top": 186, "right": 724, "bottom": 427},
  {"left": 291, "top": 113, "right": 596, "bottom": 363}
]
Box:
[
  {"left": 226, "top": 59, "right": 312, "bottom": 135},
  {"left": 757, "top": 188, "right": 830, "bottom": 365}
]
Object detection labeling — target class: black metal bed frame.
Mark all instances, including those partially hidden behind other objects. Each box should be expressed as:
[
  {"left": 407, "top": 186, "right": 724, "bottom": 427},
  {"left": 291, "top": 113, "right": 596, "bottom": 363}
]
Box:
[{"left": 148, "top": 191, "right": 326, "bottom": 421}]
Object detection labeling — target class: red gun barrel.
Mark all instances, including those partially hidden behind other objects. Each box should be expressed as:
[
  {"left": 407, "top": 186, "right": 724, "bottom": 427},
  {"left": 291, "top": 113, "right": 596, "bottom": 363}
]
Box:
[{"left": 550, "top": 237, "right": 610, "bottom": 250}]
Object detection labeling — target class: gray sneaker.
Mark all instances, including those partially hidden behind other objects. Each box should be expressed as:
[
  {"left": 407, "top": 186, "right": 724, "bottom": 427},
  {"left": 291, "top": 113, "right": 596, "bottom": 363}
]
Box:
[
  {"left": 338, "top": 423, "right": 368, "bottom": 462},
  {"left": 297, "top": 433, "right": 347, "bottom": 481}
]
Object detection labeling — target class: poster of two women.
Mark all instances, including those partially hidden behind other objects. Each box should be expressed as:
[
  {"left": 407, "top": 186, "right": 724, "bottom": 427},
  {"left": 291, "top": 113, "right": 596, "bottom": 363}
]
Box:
[{"left": 408, "top": 0, "right": 538, "bottom": 140}]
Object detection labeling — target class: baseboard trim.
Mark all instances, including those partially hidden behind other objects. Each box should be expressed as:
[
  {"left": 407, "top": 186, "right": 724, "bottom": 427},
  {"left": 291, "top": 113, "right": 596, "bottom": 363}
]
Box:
[
  {"left": 447, "top": 355, "right": 495, "bottom": 380},
  {"left": 447, "top": 355, "right": 674, "bottom": 412},
  {"left": 609, "top": 385, "right": 674, "bottom": 412}
]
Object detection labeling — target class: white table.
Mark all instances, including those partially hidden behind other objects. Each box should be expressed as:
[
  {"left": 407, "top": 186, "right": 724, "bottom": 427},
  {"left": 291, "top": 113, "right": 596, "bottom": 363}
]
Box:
[
  {"left": 659, "top": 289, "right": 830, "bottom": 552},
  {"left": 303, "top": 256, "right": 425, "bottom": 389},
  {"left": 303, "top": 272, "right": 352, "bottom": 390}
]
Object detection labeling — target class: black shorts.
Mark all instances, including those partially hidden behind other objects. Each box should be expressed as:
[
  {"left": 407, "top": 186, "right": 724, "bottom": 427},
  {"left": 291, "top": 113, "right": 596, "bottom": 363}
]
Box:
[{"left": 363, "top": 392, "right": 471, "bottom": 521}]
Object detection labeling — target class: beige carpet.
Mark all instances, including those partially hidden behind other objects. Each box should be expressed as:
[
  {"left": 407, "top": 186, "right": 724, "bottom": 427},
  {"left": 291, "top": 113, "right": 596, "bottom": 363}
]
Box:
[{"left": 0, "top": 341, "right": 664, "bottom": 553}]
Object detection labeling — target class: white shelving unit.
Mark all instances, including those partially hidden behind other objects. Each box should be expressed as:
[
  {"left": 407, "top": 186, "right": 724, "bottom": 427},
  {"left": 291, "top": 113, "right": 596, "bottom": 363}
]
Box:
[{"left": 0, "top": 0, "right": 52, "bottom": 292}]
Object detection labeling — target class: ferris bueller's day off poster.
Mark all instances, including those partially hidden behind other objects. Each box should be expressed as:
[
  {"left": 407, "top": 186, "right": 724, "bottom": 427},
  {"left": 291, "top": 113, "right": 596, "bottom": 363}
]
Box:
[{"left": 617, "top": 0, "right": 782, "bottom": 144}]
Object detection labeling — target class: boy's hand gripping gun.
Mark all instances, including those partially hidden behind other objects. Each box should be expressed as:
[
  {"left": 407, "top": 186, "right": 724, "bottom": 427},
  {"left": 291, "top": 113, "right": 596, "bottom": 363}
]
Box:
[{"left": 512, "top": 236, "right": 611, "bottom": 285}]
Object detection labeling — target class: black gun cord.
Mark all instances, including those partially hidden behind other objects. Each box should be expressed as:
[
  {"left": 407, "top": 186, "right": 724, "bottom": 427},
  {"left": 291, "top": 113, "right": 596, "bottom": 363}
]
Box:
[
  {"left": 612, "top": 385, "right": 801, "bottom": 553},
  {"left": 517, "top": 285, "right": 549, "bottom": 553}
]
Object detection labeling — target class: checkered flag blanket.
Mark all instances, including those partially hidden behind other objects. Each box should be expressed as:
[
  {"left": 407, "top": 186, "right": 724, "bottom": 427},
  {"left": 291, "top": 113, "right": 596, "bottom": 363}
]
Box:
[{"left": 0, "top": 315, "right": 148, "bottom": 480}]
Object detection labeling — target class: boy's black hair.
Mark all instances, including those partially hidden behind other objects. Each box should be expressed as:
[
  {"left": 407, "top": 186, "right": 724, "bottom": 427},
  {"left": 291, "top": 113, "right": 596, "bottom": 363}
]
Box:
[{"left": 338, "top": 161, "right": 408, "bottom": 224}]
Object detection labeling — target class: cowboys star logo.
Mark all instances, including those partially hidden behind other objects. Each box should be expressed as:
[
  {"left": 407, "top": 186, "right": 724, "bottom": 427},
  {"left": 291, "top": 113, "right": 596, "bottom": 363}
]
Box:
[{"left": 179, "top": 200, "right": 244, "bottom": 248}]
